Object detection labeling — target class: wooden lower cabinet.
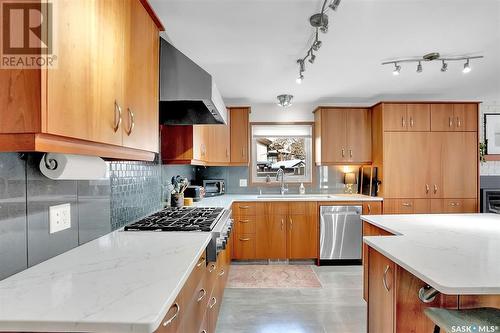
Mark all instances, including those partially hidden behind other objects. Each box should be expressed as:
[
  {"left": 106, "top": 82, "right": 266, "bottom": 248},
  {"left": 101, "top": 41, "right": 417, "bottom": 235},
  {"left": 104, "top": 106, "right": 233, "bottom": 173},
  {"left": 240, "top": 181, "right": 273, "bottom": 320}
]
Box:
[
  {"left": 256, "top": 213, "right": 287, "bottom": 259},
  {"left": 430, "top": 199, "right": 477, "bottom": 213},
  {"left": 362, "top": 202, "right": 382, "bottom": 215},
  {"left": 233, "top": 233, "right": 256, "bottom": 259}
]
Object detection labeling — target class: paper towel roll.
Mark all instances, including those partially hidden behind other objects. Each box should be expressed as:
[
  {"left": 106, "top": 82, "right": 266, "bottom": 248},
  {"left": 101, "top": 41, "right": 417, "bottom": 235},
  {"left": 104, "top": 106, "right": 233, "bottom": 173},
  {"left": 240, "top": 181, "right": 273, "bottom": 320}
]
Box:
[{"left": 39, "top": 153, "right": 108, "bottom": 180}]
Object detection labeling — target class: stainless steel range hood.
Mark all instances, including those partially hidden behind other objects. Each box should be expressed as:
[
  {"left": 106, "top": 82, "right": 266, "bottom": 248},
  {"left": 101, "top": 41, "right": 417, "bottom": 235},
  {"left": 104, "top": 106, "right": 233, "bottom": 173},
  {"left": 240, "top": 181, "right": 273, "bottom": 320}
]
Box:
[{"left": 159, "top": 38, "right": 227, "bottom": 125}]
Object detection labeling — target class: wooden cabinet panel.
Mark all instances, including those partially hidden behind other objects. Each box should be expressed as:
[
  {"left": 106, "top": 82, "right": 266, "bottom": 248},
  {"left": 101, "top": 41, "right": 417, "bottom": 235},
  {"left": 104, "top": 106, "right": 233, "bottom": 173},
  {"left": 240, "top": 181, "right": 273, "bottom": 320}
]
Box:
[
  {"left": 407, "top": 104, "right": 430, "bottom": 131},
  {"left": 430, "top": 132, "right": 477, "bottom": 198},
  {"left": 233, "top": 216, "right": 256, "bottom": 235},
  {"left": 431, "top": 104, "right": 455, "bottom": 131},
  {"left": 347, "top": 109, "right": 372, "bottom": 162},
  {"left": 193, "top": 126, "right": 208, "bottom": 162},
  {"left": 230, "top": 107, "right": 250, "bottom": 165},
  {"left": 123, "top": 0, "right": 159, "bottom": 152},
  {"left": 383, "top": 132, "right": 431, "bottom": 198},
  {"left": 431, "top": 199, "right": 477, "bottom": 213},
  {"left": 383, "top": 103, "right": 407, "bottom": 131},
  {"left": 453, "top": 104, "right": 477, "bottom": 132},
  {"left": 459, "top": 295, "right": 500, "bottom": 309},
  {"left": 383, "top": 199, "right": 431, "bottom": 214},
  {"left": 368, "top": 247, "right": 395, "bottom": 333},
  {"left": 233, "top": 233, "right": 256, "bottom": 259},
  {"left": 233, "top": 202, "right": 256, "bottom": 217},
  {"left": 256, "top": 214, "right": 286, "bottom": 259},
  {"left": 287, "top": 202, "right": 318, "bottom": 259},
  {"left": 206, "top": 123, "right": 230, "bottom": 164},
  {"left": 320, "top": 109, "right": 347, "bottom": 163},
  {"left": 362, "top": 202, "right": 382, "bottom": 215}
]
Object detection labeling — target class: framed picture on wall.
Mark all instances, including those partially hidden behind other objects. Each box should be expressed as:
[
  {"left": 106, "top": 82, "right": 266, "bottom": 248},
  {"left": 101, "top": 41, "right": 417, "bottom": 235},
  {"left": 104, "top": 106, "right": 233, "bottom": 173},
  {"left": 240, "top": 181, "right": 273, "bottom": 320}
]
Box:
[{"left": 485, "top": 113, "right": 500, "bottom": 154}]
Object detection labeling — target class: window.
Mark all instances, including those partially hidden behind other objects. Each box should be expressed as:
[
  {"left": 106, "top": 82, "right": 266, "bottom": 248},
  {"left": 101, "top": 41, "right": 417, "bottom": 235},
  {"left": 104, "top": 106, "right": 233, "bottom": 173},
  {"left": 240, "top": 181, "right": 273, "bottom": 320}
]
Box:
[{"left": 251, "top": 123, "right": 313, "bottom": 184}]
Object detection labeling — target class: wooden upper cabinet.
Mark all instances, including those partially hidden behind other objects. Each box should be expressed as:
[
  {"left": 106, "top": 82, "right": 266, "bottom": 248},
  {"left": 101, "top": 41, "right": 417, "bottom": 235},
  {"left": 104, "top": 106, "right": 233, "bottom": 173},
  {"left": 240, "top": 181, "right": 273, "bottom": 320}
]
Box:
[
  {"left": 407, "top": 104, "right": 430, "bottom": 131},
  {"left": 0, "top": 0, "right": 163, "bottom": 160},
  {"left": 315, "top": 108, "right": 371, "bottom": 164},
  {"left": 123, "top": 0, "right": 159, "bottom": 152},
  {"left": 206, "top": 112, "right": 231, "bottom": 164},
  {"left": 229, "top": 107, "right": 250, "bottom": 165},
  {"left": 431, "top": 104, "right": 478, "bottom": 132},
  {"left": 383, "top": 103, "right": 408, "bottom": 131}
]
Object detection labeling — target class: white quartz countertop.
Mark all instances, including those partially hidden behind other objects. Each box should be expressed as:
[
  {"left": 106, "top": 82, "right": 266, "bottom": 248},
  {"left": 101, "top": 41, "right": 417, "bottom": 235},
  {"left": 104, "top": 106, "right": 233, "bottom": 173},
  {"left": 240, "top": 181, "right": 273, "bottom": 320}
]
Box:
[
  {"left": 362, "top": 214, "right": 500, "bottom": 295},
  {"left": 0, "top": 230, "right": 212, "bottom": 333},
  {"left": 194, "top": 193, "right": 382, "bottom": 209}
]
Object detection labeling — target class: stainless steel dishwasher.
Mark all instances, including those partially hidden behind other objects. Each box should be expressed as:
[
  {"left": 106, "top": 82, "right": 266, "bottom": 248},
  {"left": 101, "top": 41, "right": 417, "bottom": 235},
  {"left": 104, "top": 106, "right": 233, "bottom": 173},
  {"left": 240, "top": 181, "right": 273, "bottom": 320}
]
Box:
[{"left": 319, "top": 205, "right": 362, "bottom": 263}]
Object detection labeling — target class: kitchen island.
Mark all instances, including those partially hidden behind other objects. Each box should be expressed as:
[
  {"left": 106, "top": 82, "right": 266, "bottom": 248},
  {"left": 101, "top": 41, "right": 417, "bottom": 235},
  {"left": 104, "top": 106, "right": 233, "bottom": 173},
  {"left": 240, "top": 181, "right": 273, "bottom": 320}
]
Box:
[{"left": 362, "top": 214, "right": 500, "bottom": 333}]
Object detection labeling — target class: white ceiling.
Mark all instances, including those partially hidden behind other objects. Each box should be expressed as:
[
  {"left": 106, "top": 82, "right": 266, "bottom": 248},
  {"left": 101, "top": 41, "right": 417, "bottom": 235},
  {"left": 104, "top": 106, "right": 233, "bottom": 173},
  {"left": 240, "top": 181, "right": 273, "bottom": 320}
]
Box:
[{"left": 150, "top": 0, "right": 500, "bottom": 106}]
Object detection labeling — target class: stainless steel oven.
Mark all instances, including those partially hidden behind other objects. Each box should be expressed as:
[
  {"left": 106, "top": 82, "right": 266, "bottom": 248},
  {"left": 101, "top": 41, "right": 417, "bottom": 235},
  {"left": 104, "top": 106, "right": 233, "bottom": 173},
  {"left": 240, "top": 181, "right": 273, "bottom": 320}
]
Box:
[{"left": 482, "top": 189, "right": 500, "bottom": 213}]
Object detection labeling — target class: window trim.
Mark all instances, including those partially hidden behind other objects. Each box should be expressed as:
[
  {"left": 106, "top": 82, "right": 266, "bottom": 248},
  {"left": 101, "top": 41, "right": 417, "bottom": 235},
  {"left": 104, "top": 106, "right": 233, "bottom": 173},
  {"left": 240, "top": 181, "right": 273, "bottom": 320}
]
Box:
[{"left": 249, "top": 122, "right": 315, "bottom": 186}]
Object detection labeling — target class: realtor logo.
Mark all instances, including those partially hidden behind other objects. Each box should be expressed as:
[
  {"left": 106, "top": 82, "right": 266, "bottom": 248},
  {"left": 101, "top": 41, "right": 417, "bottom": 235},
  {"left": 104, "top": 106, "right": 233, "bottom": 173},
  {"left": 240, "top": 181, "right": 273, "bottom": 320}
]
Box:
[{"left": 1, "top": 0, "right": 57, "bottom": 68}]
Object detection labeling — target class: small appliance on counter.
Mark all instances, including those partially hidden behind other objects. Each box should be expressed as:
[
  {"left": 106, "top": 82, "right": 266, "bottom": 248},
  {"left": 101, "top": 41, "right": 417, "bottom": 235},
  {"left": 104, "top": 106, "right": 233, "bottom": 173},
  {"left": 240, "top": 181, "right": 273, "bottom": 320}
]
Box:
[
  {"left": 184, "top": 185, "right": 205, "bottom": 202},
  {"left": 202, "top": 179, "right": 225, "bottom": 197}
]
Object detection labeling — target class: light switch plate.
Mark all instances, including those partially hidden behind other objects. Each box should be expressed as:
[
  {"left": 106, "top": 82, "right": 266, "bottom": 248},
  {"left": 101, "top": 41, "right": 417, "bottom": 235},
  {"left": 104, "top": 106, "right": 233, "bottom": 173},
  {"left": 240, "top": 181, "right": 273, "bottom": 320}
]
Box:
[
  {"left": 239, "top": 179, "right": 248, "bottom": 187},
  {"left": 49, "top": 203, "right": 71, "bottom": 234}
]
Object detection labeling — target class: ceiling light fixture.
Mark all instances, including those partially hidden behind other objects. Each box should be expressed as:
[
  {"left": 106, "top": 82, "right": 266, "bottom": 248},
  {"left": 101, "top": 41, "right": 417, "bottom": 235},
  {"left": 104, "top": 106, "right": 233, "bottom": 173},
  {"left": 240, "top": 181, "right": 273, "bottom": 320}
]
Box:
[
  {"left": 382, "top": 52, "right": 483, "bottom": 75},
  {"left": 295, "top": 0, "right": 341, "bottom": 84},
  {"left": 463, "top": 59, "right": 471, "bottom": 73},
  {"left": 393, "top": 63, "right": 401, "bottom": 76},
  {"left": 277, "top": 94, "right": 294, "bottom": 108}
]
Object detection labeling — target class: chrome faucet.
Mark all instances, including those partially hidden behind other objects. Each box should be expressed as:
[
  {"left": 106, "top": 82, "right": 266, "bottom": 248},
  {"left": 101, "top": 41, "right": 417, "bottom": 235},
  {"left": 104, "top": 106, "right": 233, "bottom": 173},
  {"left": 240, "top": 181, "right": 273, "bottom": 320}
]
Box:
[{"left": 276, "top": 168, "right": 288, "bottom": 195}]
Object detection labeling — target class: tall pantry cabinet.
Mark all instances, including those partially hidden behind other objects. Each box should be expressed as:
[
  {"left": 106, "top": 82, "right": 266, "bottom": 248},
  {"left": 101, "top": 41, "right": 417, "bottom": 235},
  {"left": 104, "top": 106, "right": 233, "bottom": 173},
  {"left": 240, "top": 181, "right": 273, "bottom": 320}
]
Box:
[{"left": 372, "top": 102, "right": 479, "bottom": 214}]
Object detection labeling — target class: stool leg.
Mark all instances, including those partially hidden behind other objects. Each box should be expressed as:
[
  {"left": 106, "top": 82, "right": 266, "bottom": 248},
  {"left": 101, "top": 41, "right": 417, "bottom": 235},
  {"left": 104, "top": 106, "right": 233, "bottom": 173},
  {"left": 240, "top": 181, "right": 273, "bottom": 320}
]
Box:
[{"left": 433, "top": 325, "right": 440, "bottom": 333}]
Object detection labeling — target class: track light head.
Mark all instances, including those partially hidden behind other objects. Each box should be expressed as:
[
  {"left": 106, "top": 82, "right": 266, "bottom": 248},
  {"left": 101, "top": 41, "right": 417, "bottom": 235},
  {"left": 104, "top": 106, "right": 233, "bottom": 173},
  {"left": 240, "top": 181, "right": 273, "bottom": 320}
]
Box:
[
  {"left": 296, "top": 73, "right": 304, "bottom": 84},
  {"left": 441, "top": 60, "right": 448, "bottom": 72},
  {"left": 329, "top": 0, "right": 341, "bottom": 11},
  {"left": 416, "top": 62, "right": 422, "bottom": 73},
  {"left": 308, "top": 54, "right": 316, "bottom": 64},
  {"left": 463, "top": 59, "right": 471, "bottom": 73},
  {"left": 393, "top": 63, "right": 401, "bottom": 76},
  {"left": 313, "top": 39, "right": 322, "bottom": 51},
  {"left": 297, "top": 59, "right": 305, "bottom": 72},
  {"left": 319, "top": 25, "right": 328, "bottom": 33}
]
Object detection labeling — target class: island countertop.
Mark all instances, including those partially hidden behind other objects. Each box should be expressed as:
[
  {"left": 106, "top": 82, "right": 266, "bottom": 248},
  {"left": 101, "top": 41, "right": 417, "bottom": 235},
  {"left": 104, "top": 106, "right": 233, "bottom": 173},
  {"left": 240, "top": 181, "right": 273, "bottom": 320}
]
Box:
[
  {"left": 362, "top": 213, "right": 500, "bottom": 295},
  {"left": 0, "top": 230, "right": 212, "bottom": 333}
]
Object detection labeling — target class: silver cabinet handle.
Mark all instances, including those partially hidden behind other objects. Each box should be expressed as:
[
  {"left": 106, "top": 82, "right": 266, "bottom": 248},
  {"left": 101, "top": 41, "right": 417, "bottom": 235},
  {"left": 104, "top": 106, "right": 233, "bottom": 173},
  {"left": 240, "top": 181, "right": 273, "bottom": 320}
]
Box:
[
  {"left": 241, "top": 147, "right": 244, "bottom": 157},
  {"left": 383, "top": 265, "right": 391, "bottom": 292},
  {"left": 448, "top": 117, "right": 453, "bottom": 128},
  {"left": 425, "top": 184, "right": 430, "bottom": 194},
  {"left": 410, "top": 117, "right": 414, "bottom": 127},
  {"left": 219, "top": 269, "right": 225, "bottom": 277},
  {"left": 209, "top": 297, "right": 217, "bottom": 309},
  {"left": 434, "top": 184, "right": 438, "bottom": 194},
  {"left": 401, "top": 116, "right": 405, "bottom": 128},
  {"left": 367, "top": 204, "right": 371, "bottom": 213},
  {"left": 449, "top": 202, "right": 460, "bottom": 207},
  {"left": 126, "top": 108, "right": 135, "bottom": 135},
  {"left": 349, "top": 149, "right": 353, "bottom": 158},
  {"left": 341, "top": 148, "right": 345, "bottom": 158},
  {"left": 162, "top": 303, "right": 180, "bottom": 327},
  {"left": 239, "top": 237, "right": 251, "bottom": 241},
  {"left": 209, "top": 263, "right": 216, "bottom": 272},
  {"left": 114, "top": 101, "right": 122, "bottom": 132},
  {"left": 239, "top": 219, "right": 251, "bottom": 223},
  {"left": 196, "top": 257, "right": 205, "bottom": 267},
  {"left": 402, "top": 202, "right": 412, "bottom": 207},
  {"left": 456, "top": 116, "right": 461, "bottom": 128},
  {"left": 239, "top": 206, "right": 250, "bottom": 209},
  {"left": 281, "top": 218, "right": 284, "bottom": 230},
  {"left": 289, "top": 217, "right": 293, "bottom": 230},
  {"left": 197, "top": 288, "right": 206, "bottom": 302}
]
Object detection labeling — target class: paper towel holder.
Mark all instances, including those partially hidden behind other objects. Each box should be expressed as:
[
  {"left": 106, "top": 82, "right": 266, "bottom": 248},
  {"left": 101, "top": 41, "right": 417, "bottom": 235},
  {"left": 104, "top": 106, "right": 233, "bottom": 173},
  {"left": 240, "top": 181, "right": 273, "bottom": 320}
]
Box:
[{"left": 43, "top": 153, "right": 58, "bottom": 170}]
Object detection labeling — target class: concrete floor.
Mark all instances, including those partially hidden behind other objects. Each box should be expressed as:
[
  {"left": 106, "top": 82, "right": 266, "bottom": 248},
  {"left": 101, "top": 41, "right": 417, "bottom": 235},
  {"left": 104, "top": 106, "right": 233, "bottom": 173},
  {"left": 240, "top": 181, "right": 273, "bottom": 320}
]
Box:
[{"left": 216, "top": 265, "right": 366, "bottom": 333}]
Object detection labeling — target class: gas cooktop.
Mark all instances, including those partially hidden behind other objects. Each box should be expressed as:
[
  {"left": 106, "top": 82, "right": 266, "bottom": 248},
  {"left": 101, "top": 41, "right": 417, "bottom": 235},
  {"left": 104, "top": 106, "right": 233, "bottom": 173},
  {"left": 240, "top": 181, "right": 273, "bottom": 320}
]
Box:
[{"left": 124, "top": 207, "right": 225, "bottom": 232}]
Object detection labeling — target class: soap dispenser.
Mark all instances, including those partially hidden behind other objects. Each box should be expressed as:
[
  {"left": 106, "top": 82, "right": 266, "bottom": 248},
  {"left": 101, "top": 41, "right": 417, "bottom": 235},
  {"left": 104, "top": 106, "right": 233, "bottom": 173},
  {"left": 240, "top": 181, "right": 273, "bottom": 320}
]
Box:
[{"left": 299, "top": 182, "right": 305, "bottom": 195}]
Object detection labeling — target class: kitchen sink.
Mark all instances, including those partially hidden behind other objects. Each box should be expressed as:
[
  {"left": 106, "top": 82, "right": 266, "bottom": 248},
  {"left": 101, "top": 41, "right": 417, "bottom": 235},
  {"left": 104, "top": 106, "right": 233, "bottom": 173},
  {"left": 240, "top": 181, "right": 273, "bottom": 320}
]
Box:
[{"left": 256, "top": 194, "right": 332, "bottom": 199}]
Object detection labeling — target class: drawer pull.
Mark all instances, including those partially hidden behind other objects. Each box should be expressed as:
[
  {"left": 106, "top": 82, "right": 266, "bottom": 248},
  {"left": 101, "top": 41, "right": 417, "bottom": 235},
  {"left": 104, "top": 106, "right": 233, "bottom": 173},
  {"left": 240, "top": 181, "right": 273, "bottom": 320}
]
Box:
[
  {"left": 114, "top": 101, "right": 122, "bottom": 132},
  {"left": 209, "top": 297, "right": 217, "bottom": 309},
  {"left": 401, "top": 202, "right": 412, "bottom": 207},
  {"left": 239, "top": 205, "right": 250, "bottom": 209},
  {"left": 197, "top": 288, "right": 207, "bottom": 302},
  {"left": 449, "top": 202, "right": 460, "bottom": 207},
  {"left": 126, "top": 108, "right": 135, "bottom": 135},
  {"left": 239, "top": 219, "right": 251, "bottom": 223},
  {"left": 383, "top": 266, "right": 391, "bottom": 292},
  {"left": 162, "top": 303, "right": 180, "bottom": 327},
  {"left": 219, "top": 269, "right": 225, "bottom": 277},
  {"left": 448, "top": 116, "right": 453, "bottom": 128},
  {"left": 425, "top": 184, "right": 430, "bottom": 194},
  {"left": 201, "top": 331, "right": 207, "bottom": 333},
  {"left": 410, "top": 117, "right": 414, "bottom": 127},
  {"left": 196, "top": 257, "right": 205, "bottom": 267},
  {"left": 239, "top": 237, "right": 251, "bottom": 241},
  {"left": 434, "top": 184, "right": 438, "bottom": 194},
  {"left": 367, "top": 204, "right": 371, "bottom": 213},
  {"left": 209, "top": 263, "right": 216, "bottom": 273}
]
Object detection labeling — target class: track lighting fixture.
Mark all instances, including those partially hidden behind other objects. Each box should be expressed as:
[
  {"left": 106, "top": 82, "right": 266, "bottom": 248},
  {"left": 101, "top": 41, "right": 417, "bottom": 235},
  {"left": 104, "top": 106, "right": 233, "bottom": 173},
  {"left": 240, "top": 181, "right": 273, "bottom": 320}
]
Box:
[
  {"left": 440, "top": 60, "right": 448, "bottom": 72},
  {"left": 382, "top": 52, "right": 483, "bottom": 76},
  {"left": 416, "top": 61, "right": 422, "bottom": 73},
  {"left": 295, "top": 0, "right": 341, "bottom": 84},
  {"left": 277, "top": 94, "right": 294, "bottom": 108},
  {"left": 392, "top": 63, "right": 401, "bottom": 76},
  {"left": 463, "top": 59, "right": 471, "bottom": 74}
]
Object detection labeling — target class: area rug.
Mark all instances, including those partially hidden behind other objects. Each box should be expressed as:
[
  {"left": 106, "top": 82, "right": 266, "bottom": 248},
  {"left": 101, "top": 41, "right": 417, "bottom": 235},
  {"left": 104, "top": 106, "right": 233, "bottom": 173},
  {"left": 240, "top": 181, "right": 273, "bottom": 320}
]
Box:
[{"left": 226, "top": 265, "right": 322, "bottom": 288}]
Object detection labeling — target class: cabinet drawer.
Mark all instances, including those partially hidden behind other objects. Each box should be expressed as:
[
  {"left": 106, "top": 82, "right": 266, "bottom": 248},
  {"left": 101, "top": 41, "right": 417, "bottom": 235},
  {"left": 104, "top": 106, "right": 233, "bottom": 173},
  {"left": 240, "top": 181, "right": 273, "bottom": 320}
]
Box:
[
  {"left": 383, "top": 199, "right": 431, "bottom": 214},
  {"left": 233, "top": 216, "right": 256, "bottom": 234},
  {"left": 363, "top": 202, "right": 382, "bottom": 215},
  {"left": 232, "top": 202, "right": 256, "bottom": 217},
  {"left": 156, "top": 293, "right": 184, "bottom": 332},
  {"left": 431, "top": 199, "right": 477, "bottom": 213},
  {"left": 233, "top": 233, "right": 256, "bottom": 259}
]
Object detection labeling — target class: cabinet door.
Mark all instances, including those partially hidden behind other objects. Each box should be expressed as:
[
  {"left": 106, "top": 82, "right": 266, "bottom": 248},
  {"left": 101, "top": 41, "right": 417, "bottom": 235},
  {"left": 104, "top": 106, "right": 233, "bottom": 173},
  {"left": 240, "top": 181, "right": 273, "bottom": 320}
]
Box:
[
  {"left": 382, "top": 104, "right": 407, "bottom": 131},
  {"left": 320, "top": 109, "right": 347, "bottom": 163},
  {"left": 193, "top": 126, "right": 208, "bottom": 162},
  {"left": 233, "top": 233, "right": 256, "bottom": 259},
  {"left": 383, "top": 132, "right": 431, "bottom": 198},
  {"left": 256, "top": 214, "right": 286, "bottom": 259},
  {"left": 230, "top": 108, "right": 249, "bottom": 164},
  {"left": 430, "top": 104, "right": 455, "bottom": 131},
  {"left": 123, "top": 0, "right": 159, "bottom": 152},
  {"left": 206, "top": 122, "right": 230, "bottom": 164},
  {"left": 407, "top": 104, "right": 430, "bottom": 131},
  {"left": 368, "top": 247, "right": 395, "bottom": 333},
  {"left": 346, "top": 109, "right": 372, "bottom": 163},
  {"left": 362, "top": 202, "right": 382, "bottom": 215},
  {"left": 430, "top": 132, "right": 477, "bottom": 199},
  {"left": 453, "top": 104, "right": 477, "bottom": 132},
  {"left": 287, "top": 202, "right": 318, "bottom": 259}
]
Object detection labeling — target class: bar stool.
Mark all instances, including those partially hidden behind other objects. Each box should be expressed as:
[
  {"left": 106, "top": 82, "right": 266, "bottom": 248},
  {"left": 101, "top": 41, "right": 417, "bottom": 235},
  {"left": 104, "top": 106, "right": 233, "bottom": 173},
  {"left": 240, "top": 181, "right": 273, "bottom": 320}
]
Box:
[{"left": 424, "top": 307, "right": 500, "bottom": 333}]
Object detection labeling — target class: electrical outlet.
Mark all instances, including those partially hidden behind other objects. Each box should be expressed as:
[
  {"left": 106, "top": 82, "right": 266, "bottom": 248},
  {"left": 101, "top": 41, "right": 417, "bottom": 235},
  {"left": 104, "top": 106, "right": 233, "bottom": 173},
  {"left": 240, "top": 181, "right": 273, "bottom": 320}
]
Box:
[
  {"left": 239, "top": 179, "right": 248, "bottom": 187},
  {"left": 49, "top": 203, "right": 71, "bottom": 234}
]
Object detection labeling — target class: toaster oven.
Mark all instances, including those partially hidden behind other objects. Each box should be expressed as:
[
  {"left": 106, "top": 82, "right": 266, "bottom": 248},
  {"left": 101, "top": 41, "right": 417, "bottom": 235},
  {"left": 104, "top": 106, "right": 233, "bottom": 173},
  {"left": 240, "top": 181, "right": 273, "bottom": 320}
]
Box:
[{"left": 203, "top": 180, "right": 225, "bottom": 197}]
